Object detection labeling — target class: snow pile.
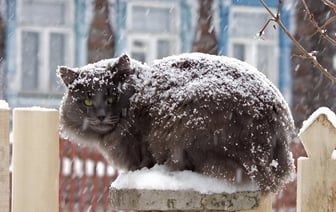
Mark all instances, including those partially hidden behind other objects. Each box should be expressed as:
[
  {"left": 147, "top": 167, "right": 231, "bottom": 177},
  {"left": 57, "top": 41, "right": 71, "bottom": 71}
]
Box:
[
  {"left": 299, "top": 107, "right": 336, "bottom": 136},
  {"left": 111, "top": 165, "right": 258, "bottom": 194},
  {"left": 0, "top": 100, "right": 9, "bottom": 109}
]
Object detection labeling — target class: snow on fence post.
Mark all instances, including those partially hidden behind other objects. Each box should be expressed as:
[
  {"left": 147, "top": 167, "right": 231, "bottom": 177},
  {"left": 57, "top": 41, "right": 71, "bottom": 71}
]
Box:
[
  {"left": 297, "top": 107, "right": 336, "bottom": 212},
  {"left": 12, "top": 108, "right": 59, "bottom": 212},
  {"left": 0, "top": 101, "right": 10, "bottom": 212}
]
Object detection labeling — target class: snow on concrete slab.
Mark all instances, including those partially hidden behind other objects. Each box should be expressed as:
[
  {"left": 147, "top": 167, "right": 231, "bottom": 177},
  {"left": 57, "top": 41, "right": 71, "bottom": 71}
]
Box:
[
  {"left": 111, "top": 164, "right": 258, "bottom": 194},
  {"left": 299, "top": 107, "right": 336, "bottom": 136}
]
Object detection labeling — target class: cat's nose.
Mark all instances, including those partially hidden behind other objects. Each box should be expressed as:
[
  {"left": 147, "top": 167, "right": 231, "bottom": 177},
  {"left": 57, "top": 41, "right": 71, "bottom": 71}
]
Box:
[{"left": 97, "top": 115, "right": 106, "bottom": 121}]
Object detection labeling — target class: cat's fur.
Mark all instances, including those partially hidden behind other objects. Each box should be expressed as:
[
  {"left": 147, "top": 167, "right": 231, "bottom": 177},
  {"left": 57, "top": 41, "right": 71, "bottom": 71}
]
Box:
[{"left": 58, "top": 53, "right": 295, "bottom": 193}]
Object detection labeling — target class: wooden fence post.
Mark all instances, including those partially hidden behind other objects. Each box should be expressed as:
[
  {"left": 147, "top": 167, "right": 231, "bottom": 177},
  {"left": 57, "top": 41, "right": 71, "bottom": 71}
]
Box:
[
  {"left": 0, "top": 101, "right": 10, "bottom": 212},
  {"left": 297, "top": 108, "right": 336, "bottom": 212},
  {"left": 12, "top": 108, "right": 59, "bottom": 212}
]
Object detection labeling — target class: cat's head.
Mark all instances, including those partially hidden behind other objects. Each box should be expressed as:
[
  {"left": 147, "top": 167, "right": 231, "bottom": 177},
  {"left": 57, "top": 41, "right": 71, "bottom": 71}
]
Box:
[{"left": 58, "top": 54, "right": 134, "bottom": 135}]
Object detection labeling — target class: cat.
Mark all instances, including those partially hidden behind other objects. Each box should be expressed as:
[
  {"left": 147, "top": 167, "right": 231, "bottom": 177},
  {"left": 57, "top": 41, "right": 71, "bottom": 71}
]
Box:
[{"left": 58, "top": 53, "right": 295, "bottom": 193}]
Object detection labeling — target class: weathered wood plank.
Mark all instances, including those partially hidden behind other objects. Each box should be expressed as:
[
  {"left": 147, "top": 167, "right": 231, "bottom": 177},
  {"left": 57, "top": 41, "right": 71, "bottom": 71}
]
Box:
[
  {"left": 12, "top": 108, "right": 59, "bottom": 212},
  {"left": 109, "top": 188, "right": 260, "bottom": 211},
  {"left": 297, "top": 112, "right": 336, "bottom": 212},
  {"left": 0, "top": 105, "right": 10, "bottom": 212}
]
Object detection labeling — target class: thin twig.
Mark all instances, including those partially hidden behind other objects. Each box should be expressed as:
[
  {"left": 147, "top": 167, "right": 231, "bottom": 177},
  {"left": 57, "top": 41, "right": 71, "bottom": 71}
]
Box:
[
  {"left": 322, "top": 0, "right": 336, "bottom": 14},
  {"left": 259, "top": 0, "right": 336, "bottom": 83},
  {"left": 301, "top": 0, "right": 336, "bottom": 46},
  {"left": 321, "top": 16, "right": 336, "bottom": 29}
]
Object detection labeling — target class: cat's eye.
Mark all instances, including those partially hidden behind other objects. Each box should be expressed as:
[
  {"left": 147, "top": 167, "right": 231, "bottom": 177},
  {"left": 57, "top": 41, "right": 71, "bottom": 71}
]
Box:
[
  {"left": 84, "top": 99, "right": 93, "bottom": 107},
  {"left": 107, "top": 96, "right": 116, "bottom": 104}
]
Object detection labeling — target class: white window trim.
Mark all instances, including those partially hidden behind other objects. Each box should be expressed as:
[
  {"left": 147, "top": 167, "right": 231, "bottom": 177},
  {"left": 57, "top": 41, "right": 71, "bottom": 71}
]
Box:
[
  {"left": 17, "top": 0, "right": 74, "bottom": 27},
  {"left": 126, "top": 1, "right": 180, "bottom": 64},
  {"left": 228, "top": 6, "right": 279, "bottom": 86},
  {"left": 127, "top": 1, "right": 180, "bottom": 34},
  {"left": 16, "top": 0, "right": 74, "bottom": 94}
]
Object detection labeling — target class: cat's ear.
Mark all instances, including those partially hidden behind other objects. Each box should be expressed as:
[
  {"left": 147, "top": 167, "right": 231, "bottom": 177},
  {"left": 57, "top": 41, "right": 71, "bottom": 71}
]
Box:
[
  {"left": 58, "top": 66, "right": 79, "bottom": 87},
  {"left": 111, "top": 54, "right": 131, "bottom": 84}
]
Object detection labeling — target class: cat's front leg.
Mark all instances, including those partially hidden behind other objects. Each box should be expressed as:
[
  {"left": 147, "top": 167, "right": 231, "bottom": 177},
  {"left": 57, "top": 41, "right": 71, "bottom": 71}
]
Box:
[
  {"left": 139, "top": 143, "right": 156, "bottom": 168},
  {"left": 164, "top": 148, "right": 195, "bottom": 171},
  {"left": 102, "top": 128, "right": 154, "bottom": 171}
]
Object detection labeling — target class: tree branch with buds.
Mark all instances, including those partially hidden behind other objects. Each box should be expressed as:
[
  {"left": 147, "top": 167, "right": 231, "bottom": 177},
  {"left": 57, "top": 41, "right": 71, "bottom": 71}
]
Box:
[{"left": 259, "top": 0, "right": 336, "bottom": 83}]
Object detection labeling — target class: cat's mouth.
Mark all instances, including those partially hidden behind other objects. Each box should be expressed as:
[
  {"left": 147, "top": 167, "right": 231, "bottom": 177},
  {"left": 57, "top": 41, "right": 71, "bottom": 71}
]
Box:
[
  {"left": 92, "top": 123, "right": 115, "bottom": 133},
  {"left": 83, "top": 117, "right": 120, "bottom": 134}
]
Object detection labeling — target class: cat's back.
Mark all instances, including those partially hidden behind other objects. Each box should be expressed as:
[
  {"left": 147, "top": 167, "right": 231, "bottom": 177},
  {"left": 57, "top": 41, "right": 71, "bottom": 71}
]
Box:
[{"left": 133, "top": 52, "right": 291, "bottom": 122}]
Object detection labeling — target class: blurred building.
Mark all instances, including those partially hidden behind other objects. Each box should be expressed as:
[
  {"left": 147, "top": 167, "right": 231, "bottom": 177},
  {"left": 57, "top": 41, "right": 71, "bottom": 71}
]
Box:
[
  {"left": 3, "top": 0, "right": 293, "bottom": 109},
  {"left": 0, "top": 0, "right": 5, "bottom": 99}
]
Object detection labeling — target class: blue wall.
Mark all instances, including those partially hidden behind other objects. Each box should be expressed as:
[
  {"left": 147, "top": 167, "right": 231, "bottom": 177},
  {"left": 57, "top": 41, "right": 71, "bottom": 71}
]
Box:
[
  {"left": 232, "top": 0, "right": 279, "bottom": 7},
  {"left": 5, "top": 0, "right": 16, "bottom": 103},
  {"left": 75, "top": 0, "right": 88, "bottom": 67},
  {"left": 278, "top": 6, "right": 293, "bottom": 104}
]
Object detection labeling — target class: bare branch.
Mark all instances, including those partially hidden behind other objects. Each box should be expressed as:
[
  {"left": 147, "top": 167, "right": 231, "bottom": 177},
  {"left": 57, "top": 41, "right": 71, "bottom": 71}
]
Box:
[
  {"left": 322, "top": 0, "right": 336, "bottom": 14},
  {"left": 321, "top": 16, "right": 336, "bottom": 29},
  {"left": 301, "top": 0, "right": 336, "bottom": 46},
  {"left": 259, "top": 0, "right": 336, "bottom": 83},
  {"left": 258, "top": 18, "right": 276, "bottom": 37},
  {"left": 259, "top": 0, "right": 278, "bottom": 20}
]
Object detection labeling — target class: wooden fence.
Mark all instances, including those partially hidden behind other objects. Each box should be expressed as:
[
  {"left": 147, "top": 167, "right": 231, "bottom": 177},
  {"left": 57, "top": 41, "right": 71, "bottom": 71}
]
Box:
[
  {"left": 297, "top": 107, "right": 336, "bottom": 211},
  {"left": 0, "top": 103, "right": 335, "bottom": 211},
  {"left": 0, "top": 102, "right": 9, "bottom": 212}
]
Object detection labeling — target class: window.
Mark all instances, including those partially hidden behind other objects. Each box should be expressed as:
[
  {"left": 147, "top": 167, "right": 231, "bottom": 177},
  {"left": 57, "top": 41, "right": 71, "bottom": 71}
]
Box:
[
  {"left": 17, "top": 0, "right": 74, "bottom": 93},
  {"left": 228, "top": 7, "right": 279, "bottom": 85},
  {"left": 126, "top": 2, "right": 180, "bottom": 64}
]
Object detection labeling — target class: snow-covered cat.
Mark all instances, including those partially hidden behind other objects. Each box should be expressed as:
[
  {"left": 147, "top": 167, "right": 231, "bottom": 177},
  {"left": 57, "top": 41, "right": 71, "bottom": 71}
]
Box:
[{"left": 58, "top": 53, "right": 295, "bottom": 193}]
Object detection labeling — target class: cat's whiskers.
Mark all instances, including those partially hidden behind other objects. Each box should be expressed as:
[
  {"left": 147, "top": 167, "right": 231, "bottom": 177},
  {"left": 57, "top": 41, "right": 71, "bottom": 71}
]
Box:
[
  {"left": 87, "top": 117, "right": 101, "bottom": 125},
  {"left": 104, "top": 115, "right": 120, "bottom": 125},
  {"left": 85, "top": 115, "right": 121, "bottom": 133}
]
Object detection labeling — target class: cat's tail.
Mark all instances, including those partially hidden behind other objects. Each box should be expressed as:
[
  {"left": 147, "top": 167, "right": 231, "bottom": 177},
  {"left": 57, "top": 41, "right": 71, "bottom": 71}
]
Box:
[{"left": 255, "top": 122, "right": 296, "bottom": 194}]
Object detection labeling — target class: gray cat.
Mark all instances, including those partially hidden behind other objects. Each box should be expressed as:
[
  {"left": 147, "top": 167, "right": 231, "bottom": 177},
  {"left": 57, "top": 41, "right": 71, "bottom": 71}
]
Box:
[{"left": 58, "top": 53, "right": 295, "bottom": 193}]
